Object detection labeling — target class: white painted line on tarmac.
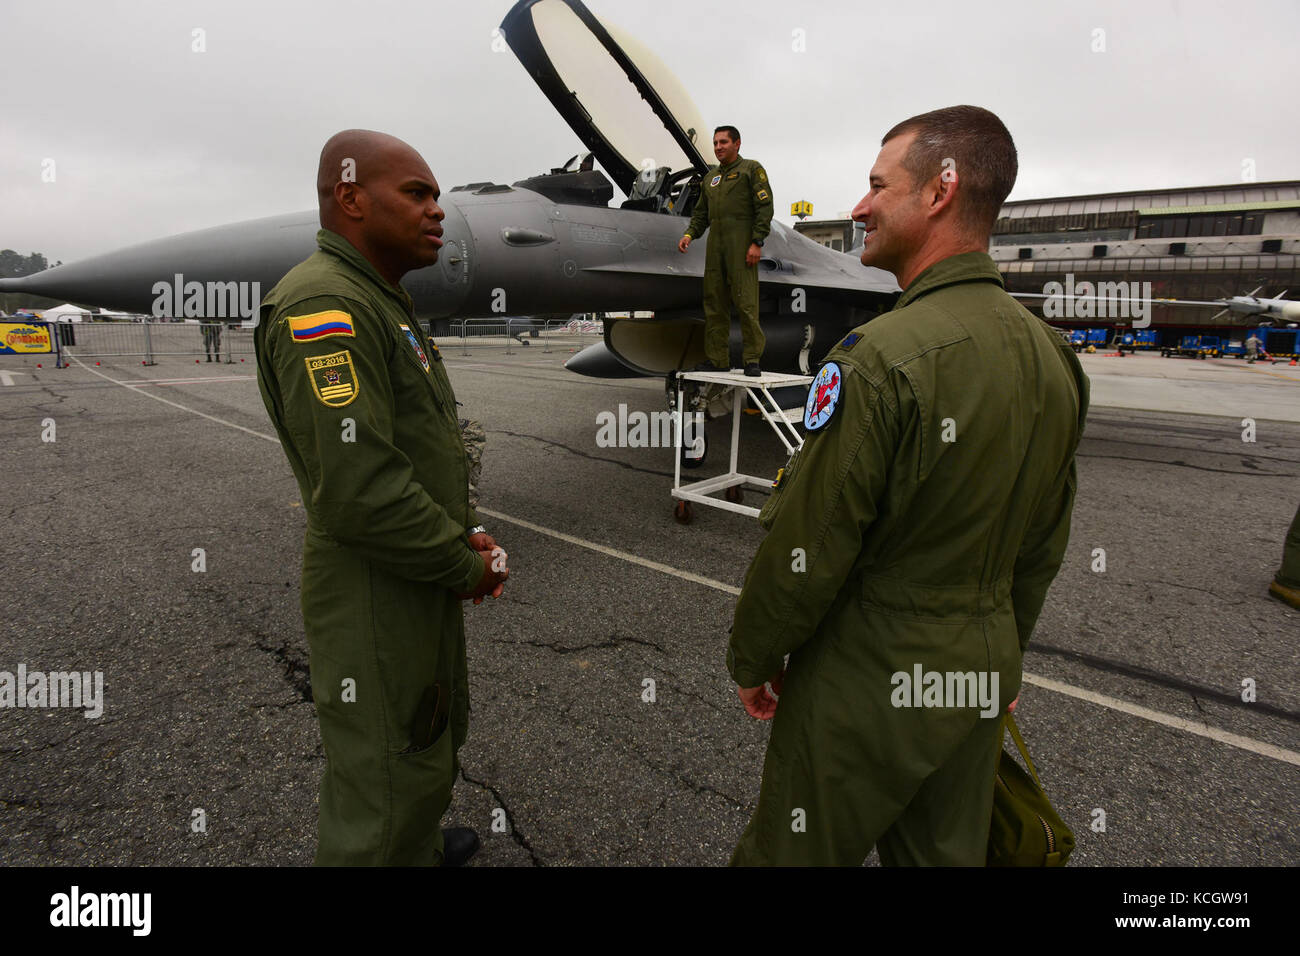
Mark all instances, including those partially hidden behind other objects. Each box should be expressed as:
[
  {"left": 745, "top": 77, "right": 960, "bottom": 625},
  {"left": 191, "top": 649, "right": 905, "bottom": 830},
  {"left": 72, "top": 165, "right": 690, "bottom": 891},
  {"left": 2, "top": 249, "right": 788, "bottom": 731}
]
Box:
[
  {"left": 75, "top": 354, "right": 1300, "bottom": 767},
  {"left": 125, "top": 375, "right": 256, "bottom": 387},
  {"left": 71, "top": 356, "right": 279, "bottom": 443},
  {"left": 476, "top": 506, "right": 742, "bottom": 597},
  {"left": 480, "top": 506, "right": 1300, "bottom": 767},
  {"left": 1022, "top": 673, "right": 1300, "bottom": 767},
  {"left": 0, "top": 370, "right": 25, "bottom": 386}
]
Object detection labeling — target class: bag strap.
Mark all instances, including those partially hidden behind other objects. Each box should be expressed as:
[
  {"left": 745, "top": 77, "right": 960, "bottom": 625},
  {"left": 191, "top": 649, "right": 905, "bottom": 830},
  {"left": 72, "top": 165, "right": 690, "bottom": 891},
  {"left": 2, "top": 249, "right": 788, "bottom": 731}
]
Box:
[{"left": 1006, "top": 713, "right": 1044, "bottom": 790}]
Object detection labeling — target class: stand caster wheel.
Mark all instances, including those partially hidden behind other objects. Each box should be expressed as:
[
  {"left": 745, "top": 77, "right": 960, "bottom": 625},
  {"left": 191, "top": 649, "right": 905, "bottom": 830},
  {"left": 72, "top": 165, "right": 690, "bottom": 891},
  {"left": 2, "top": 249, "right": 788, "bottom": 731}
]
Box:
[
  {"left": 724, "top": 485, "right": 743, "bottom": 503},
  {"left": 673, "top": 501, "right": 694, "bottom": 525},
  {"left": 681, "top": 430, "right": 707, "bottom": 469}
]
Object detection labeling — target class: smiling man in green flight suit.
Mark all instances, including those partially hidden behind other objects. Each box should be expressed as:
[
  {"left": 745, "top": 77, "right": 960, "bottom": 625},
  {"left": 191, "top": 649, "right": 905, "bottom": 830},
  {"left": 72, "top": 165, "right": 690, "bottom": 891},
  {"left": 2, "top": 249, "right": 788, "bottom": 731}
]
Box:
[
  {"left": 677, "top": 125, "right": 774, "bottom": 376},
  {"left": 727, "top": 106, "right": 1089, "bottom": 866},
  {"left": 255, "top": 129, "right": 509, "bottom": 866}
]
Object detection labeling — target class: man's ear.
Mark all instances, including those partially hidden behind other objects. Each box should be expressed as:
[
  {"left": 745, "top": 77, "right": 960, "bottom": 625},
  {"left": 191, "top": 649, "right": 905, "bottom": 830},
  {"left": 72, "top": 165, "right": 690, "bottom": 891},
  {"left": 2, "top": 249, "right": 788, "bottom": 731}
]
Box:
[
  {"left": 925, "top": 166, "right": 959, "bottom": 220},
  {"left": 334, "top": 181, "right": 366, "bottom": 221}
]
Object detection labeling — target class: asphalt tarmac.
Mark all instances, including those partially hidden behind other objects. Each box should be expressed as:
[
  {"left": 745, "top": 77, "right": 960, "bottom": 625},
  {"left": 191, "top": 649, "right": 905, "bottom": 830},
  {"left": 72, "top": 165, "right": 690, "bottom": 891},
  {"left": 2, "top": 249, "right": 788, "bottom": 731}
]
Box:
[{"left": 1, "top": 341, "right": 1297, "bottom": 866}]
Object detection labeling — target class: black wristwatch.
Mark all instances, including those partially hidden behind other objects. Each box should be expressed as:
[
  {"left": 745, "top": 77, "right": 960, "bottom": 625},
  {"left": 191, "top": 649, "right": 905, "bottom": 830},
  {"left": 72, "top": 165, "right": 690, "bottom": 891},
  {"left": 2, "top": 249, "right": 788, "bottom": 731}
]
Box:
[{"left": 752, "top": 239, "right": 764, "bottom": 247}]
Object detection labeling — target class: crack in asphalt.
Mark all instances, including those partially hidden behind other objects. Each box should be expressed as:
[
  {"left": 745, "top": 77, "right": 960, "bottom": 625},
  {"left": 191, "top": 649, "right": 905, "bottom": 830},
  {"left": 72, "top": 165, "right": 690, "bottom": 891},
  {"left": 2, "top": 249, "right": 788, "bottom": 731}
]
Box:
[
  {"left": 252, "top": 639, "right": 313, "bottom": 704},
  {"left": 1081, "top": 435, "right": 1300, "bottom": 466},
  {"left": 491, "top": 429, "right": 675, "bottom": 478},
  {"left": 1076, "top": 452, "right": 1296, "bottom": 476},
  {"left": 457, "top": 766, "right": 542, "bottom": 866},
  {"left": 609, "top": 794, "right": 670, "bottom": 861},
  {"left": 1146, "top": 578, "right": 1250, "bottom": 605},
  {"left": 496, "top": 634, "right": 667, "bottom": 655}
]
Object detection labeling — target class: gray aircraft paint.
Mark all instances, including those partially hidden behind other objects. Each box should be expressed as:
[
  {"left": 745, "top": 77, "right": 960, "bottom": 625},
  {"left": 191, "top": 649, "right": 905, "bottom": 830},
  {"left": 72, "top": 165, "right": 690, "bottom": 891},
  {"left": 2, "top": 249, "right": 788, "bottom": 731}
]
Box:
[{"left": 0, "top": 0, "right": 900, "bottom": 378}]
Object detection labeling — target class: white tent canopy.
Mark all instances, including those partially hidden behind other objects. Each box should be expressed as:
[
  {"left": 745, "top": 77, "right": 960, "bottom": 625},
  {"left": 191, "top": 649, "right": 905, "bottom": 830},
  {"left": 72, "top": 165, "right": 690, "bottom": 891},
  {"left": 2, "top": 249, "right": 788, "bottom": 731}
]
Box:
[{"left": 39, "top": 303, "right": 91, "bottom": 323}]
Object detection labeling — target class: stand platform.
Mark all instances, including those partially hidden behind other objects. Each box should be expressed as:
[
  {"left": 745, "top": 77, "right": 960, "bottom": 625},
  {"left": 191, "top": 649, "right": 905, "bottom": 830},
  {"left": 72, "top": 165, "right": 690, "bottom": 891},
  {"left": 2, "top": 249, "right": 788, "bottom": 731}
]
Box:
[{"left": 671, "top": 369, "right": 812, "bottom": 523}]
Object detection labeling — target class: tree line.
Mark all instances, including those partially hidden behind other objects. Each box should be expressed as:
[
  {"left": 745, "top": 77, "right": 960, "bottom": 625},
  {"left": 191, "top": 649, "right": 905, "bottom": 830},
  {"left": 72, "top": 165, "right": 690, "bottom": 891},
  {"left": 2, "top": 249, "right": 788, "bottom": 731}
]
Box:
[{"left": 1, "top": 249, "right": 63, "bottom": 313}]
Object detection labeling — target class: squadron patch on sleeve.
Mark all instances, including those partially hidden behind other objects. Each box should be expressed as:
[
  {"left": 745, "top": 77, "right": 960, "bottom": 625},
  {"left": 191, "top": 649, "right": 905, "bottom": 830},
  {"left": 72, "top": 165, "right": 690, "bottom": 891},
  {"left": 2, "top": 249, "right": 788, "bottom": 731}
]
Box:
[
  {"left": 757, "top": 189, "right": 770, "bottom": 201},
  {"left": 305, "top": 350, "right": 359, "bottom": 407},
  {"left": 803, "top": 361, "right": 842, "bottom": 431},
  {"left": 400, "top": 323, "right": 430, "bottom": 372},
  {"left": 758, "top": 169, "right": 767, "bottom": 182},
  {"left": 288, "top": 310, "right": 354, "bottom": 343}
]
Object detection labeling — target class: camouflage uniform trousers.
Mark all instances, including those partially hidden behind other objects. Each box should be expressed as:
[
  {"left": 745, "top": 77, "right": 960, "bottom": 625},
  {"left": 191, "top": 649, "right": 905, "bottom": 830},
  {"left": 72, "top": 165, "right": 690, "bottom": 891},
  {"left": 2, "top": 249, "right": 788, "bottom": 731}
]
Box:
[{"left": 460, "top": 419, "right": 485, "bottom": 510}]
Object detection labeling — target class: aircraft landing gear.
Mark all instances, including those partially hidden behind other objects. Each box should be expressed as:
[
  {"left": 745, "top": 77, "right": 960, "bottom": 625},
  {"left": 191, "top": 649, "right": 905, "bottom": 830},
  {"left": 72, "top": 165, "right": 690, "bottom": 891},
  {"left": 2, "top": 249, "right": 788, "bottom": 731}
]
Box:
[{"left": 673, "top": 500, "right": 694, "bottom": 525}]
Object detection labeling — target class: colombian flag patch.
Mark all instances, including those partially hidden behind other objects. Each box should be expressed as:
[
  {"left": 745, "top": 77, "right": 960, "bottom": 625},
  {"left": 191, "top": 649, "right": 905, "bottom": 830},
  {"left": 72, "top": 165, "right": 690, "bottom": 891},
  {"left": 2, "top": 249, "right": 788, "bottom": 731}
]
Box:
[{"left": 289, "top": 310, "right": 354, "bottom": 343}]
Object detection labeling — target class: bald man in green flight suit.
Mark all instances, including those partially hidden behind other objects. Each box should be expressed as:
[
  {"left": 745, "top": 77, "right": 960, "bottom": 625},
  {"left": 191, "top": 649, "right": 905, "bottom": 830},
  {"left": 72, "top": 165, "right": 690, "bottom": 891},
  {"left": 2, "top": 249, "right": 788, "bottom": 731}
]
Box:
[
  {"left": 727, "top": 106, "right": 1089, "bottom": 866},
  {"left": 255, "top": 129, "right": 509, "bottom": 866},
  {"left": 678, "top": 125, "right": 774, "bottom": 376}
]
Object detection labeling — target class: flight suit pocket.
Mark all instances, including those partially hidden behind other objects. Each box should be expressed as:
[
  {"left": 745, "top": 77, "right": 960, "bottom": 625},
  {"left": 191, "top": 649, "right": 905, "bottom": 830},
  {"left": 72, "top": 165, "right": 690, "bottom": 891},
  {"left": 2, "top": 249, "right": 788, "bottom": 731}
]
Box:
[
  {"left": 759, "top": 447, "right": 804, "bottom": 529},
  {"left": 384, "top": 694, "right": 456, "bottom": 865}
]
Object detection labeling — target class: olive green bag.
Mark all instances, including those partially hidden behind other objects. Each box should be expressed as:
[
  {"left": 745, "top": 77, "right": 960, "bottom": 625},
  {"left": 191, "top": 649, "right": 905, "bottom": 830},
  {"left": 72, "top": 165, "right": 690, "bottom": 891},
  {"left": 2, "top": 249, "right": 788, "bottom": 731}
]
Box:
[{"left": 987, "top": 714, "right": 1075, "bottom": 866}]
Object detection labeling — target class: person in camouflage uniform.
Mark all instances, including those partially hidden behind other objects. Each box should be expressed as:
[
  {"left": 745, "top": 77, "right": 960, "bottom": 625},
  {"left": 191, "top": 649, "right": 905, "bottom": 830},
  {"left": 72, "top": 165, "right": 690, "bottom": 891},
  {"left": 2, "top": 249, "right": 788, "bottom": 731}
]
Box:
[{"left": 460, "top": 418, "right": 485, "bottom": 510}]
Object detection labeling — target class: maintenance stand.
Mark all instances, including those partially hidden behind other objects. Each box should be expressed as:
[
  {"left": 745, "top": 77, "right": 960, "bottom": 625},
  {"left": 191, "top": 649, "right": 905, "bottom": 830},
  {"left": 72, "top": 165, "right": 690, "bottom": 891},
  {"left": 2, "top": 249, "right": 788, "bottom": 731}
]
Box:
[{"left": 671, "top": 369, "right": 812, "bottom": 524}]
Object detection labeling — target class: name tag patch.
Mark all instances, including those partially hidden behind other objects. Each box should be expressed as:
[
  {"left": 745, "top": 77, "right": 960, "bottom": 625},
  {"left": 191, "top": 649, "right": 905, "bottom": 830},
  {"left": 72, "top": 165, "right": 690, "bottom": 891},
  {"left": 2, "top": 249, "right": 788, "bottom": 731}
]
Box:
[
  {"left": 803, "top": 361, "right": 842, "bottom": 431},
  {"left": 306, "top": 350, "right": 359, "bottom": 407},
  {"left": 289, "top": 310, "right": 354, "bottom": 343}
]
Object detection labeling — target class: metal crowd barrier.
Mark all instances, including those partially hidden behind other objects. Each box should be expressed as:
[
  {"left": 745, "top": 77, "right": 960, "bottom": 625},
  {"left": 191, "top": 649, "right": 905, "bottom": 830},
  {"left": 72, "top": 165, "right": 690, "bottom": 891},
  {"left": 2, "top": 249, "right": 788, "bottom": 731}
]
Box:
[
  {"left": 47, "top": 316, "right": 605, "bottom": 364},
  {"left": 55, "top": 320, "right": 256, "bottom": 365},
  {"left": 449, "top": 316, "right": 605, "bottom": 356}
]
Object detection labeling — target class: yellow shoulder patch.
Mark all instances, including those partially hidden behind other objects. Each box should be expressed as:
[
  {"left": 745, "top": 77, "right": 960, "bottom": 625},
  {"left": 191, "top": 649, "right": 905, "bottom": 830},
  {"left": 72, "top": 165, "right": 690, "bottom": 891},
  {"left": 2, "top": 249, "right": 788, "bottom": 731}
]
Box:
[
  {"left": 305, "top": 350, "right": 359, "bottom": 407},
  {"left": 757, "top": 189, "right": 769, "bottom": 201},
  {"left": 758, "top": 169, "right": 767, "bottom": 182},
  {"left": 288, "top": 310, "right": 354, "bottom": 343}
]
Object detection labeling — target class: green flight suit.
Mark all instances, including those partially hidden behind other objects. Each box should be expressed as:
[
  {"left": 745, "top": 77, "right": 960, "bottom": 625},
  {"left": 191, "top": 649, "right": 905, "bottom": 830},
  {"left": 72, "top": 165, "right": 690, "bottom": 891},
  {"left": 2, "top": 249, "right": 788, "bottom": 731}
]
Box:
[
  {"left": 255, "top": 229, "right": 485, "bottom": 866},
  {"left": 684, "top": 157, "right": 774, "bottom": 367},
  {"left": 727, "top": 251, "right": 1089, "bottom": 866}
]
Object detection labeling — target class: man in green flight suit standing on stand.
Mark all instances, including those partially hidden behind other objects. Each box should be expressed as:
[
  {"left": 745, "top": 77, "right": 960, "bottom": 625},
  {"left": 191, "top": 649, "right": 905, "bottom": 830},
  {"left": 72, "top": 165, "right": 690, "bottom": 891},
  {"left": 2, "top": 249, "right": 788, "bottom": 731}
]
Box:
[
  {"left": 255, "top": 129, "right": 509, "bottom": 866},
  {"left": 678, "top": 126, "right": 774, "bottom": 376},
  {"left": 726, "top": 106, "right": 1089, "bottom": 865}
]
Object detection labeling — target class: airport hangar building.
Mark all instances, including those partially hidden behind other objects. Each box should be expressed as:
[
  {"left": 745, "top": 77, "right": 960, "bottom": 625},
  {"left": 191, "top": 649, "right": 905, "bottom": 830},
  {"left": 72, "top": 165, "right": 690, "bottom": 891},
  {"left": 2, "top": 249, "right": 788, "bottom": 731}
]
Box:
[{"left": 794, "top": 179, "right": 1300, "bottom": 351}]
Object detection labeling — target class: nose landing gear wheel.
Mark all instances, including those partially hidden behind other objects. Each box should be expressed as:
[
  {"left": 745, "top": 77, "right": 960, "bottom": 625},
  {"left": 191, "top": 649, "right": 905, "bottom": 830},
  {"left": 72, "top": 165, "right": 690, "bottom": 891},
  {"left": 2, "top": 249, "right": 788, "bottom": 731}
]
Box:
[
  {"left": 724, "top": 485, "right": 743, "bottom": 503},
  {"left": 673, "top": 500, "right": 694, "bottom": 524}
]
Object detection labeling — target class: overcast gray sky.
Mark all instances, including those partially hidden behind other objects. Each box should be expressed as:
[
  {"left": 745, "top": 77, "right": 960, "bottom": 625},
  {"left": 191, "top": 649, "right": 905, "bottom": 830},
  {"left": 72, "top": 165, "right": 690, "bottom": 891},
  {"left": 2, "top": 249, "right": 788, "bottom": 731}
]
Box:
[{"left": 2, "top": 0, "right": 1296, "bottom": 263}]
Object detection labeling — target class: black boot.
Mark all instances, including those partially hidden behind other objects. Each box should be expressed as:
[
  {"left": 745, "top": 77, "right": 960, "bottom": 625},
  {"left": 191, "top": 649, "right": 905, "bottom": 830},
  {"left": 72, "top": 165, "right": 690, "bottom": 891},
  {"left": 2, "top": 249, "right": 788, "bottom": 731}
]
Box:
[{"left": 441, "top": 826, "right": 481, "bottom": 866}]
